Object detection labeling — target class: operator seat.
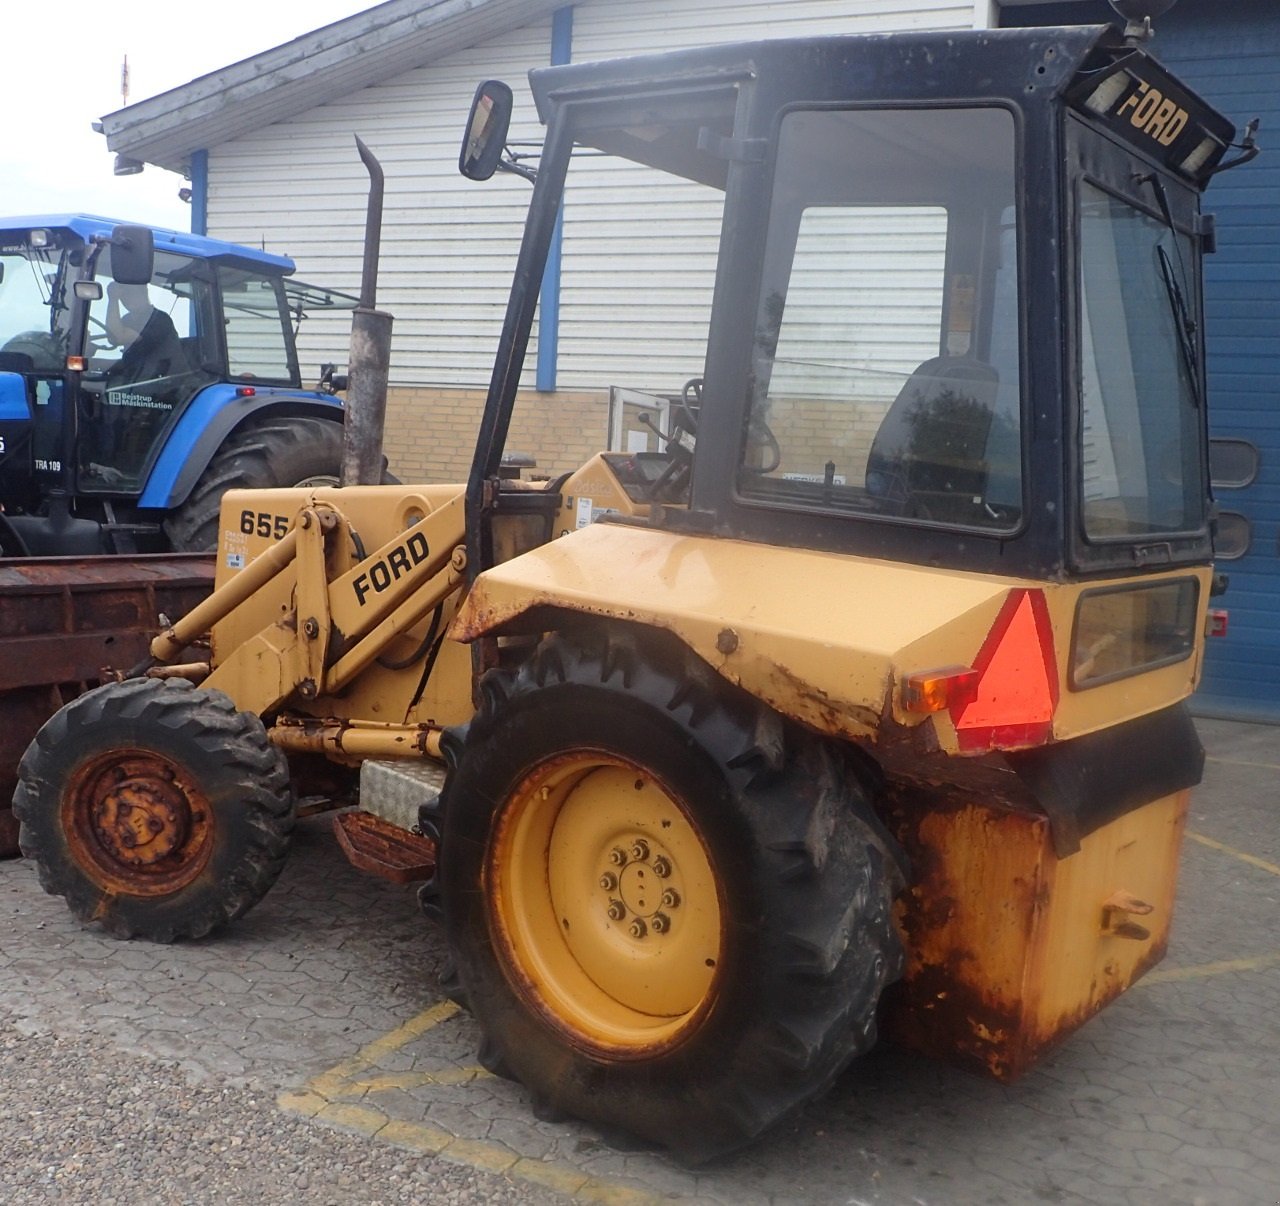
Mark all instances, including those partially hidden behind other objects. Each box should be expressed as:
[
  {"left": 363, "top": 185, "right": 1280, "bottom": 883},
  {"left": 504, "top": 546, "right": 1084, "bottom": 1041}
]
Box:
[{"left": 865, "top": 355, "right": 999, "bottom": 521}]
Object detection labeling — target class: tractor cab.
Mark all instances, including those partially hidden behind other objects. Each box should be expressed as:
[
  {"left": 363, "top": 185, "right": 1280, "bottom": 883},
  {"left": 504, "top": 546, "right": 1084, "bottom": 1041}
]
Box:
[
  {"left": 455, "top": 22, "right": 1242, "bottom": 758},
  {"left": 0, "top": 216, "right": 355, "bottom": 554},
  {"left": 471, "top": 25, "right": 1234, "bottom": 586}
]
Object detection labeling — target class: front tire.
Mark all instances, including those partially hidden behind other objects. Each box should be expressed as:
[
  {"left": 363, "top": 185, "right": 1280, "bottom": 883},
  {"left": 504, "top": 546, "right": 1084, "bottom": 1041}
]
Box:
[
  {"left": 439, "top": 631, "right": 902, "bottom": 1160},
  {"left": 14, "top": 678, "right": 294, "bottom": 941}
]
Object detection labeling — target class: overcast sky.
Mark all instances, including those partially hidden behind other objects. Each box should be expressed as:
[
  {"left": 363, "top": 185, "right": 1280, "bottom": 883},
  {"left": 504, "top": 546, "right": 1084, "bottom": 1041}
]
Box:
[{"left": 0, "top": 1, "right": 377, "bottom": 230}]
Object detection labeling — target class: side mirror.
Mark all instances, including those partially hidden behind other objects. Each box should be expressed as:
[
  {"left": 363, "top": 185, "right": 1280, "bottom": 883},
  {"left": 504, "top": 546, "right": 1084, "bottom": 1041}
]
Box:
[
  {"left": 73, "top": 280, "right": 103, "bottom": 302},
  {"left": 109, "top": 224, "right": 155, "bottom": 285},
  {"left": 460, "top": 80, "right": 514, "bottom": 181}
]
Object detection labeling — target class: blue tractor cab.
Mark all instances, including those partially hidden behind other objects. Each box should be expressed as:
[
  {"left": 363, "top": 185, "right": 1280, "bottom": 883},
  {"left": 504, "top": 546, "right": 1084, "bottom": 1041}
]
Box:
[{"left": 0, "top": 216, "right": 357, "bottom": 554}]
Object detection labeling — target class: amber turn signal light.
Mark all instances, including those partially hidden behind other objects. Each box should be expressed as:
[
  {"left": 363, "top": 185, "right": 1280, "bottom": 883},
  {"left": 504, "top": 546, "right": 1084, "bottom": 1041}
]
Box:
[{"left": 902, "top": 666, "right": 980, "bottom": 714}]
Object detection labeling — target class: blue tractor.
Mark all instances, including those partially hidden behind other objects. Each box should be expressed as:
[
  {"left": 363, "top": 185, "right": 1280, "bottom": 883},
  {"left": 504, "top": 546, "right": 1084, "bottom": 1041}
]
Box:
[{"left": 0, "top": 215, "right": 357, "bottom": 555}]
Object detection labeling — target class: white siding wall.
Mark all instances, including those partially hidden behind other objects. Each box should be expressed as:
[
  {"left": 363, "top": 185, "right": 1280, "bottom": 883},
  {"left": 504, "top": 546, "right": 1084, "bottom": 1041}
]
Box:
[
  {"left": 208, "top": 20, "right": 554, "bottom": 390},
  {"left": 206, "top": 0, "right": 979, "bottom": 395}
]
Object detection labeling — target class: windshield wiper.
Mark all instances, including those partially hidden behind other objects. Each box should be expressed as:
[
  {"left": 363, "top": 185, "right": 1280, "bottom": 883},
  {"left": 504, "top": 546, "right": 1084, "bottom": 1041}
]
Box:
[
  {"left": 1140, "top": 171, "right": 1202, "bottom": 408},
  {"left": 1156, "top": 242, "right": 1200, "bottom": 405}
]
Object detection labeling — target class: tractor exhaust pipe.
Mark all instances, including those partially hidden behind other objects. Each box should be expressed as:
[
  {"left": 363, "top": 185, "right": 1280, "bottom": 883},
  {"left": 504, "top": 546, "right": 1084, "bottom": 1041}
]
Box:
[{"left": 341, "top": 135, "right": 394, "bottom": 486}]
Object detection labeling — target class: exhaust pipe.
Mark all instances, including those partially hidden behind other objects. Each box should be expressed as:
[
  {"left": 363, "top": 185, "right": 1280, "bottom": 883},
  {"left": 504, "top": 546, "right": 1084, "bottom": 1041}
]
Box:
[{"left": 341, "top": 135, "right": 395, "bottom": 486}]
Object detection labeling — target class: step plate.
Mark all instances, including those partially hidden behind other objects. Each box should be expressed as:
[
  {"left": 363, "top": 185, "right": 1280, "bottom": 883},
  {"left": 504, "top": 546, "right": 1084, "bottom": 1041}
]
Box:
[{"left": 333, "top": 810, "right": 438, "bottom": 884}]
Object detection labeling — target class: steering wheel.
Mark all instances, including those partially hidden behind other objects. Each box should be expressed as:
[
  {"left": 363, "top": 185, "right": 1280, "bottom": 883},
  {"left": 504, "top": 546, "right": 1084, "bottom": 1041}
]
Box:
[
  {"left": 639, "top": 377, "right": 704, "bottom": 503},
  {"left": 745, "top": 413, "right": 782, "bottom": 474},
  {"left": 85, "top": 314, "right": 115, "bottom": 357},
  {"left": 676, "top": 377, "right": 702, "bottom": 435}
]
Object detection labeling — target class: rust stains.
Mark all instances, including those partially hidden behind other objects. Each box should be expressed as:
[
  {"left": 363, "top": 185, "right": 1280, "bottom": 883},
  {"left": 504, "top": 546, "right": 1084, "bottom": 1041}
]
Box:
[
  {"left": 880, "top": 785, "right": 1186, "bottom": 1081},
  {"left": 62, "top": 748, "right": 216, "bottom": 898},
  {"left": 0, "top": 554, "right": 213, "bottom": 860}
]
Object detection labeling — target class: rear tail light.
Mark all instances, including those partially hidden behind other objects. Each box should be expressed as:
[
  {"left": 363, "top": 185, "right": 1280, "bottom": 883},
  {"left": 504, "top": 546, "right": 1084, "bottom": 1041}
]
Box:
[
  {"left": 950, "top": 589, "right": 1058, "bottom": 753},
  {"left": 902, "top": 667, "right": 980, "bottom": 714}
]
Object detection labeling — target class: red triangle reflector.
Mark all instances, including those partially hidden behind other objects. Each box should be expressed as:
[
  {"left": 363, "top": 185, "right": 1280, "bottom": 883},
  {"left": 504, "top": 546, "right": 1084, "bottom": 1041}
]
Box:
[{"left": 951, "top": 589, "right": 1057, "bottom": 753}]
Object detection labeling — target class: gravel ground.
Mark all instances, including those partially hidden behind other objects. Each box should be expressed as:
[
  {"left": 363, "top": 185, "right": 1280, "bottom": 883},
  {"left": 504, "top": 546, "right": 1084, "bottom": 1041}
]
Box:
[{"left": 0, "top": 1012, "right": 569, "bottom": 1206}]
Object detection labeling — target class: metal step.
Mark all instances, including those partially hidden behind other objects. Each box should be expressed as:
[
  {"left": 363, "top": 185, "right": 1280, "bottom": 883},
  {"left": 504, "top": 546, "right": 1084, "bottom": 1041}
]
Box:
[{"left": 332, "top": 811, "right": 436, "bottom": 883}]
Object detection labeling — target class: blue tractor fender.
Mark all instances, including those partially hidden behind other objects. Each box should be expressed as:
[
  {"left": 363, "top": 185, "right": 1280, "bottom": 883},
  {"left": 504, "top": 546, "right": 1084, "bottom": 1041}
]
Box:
[
  {"left": 0, "top": 372, "right": 29, "bottom": 421},
  {"left": 138, "top": 384, "right": 345, "bottom": 510}
]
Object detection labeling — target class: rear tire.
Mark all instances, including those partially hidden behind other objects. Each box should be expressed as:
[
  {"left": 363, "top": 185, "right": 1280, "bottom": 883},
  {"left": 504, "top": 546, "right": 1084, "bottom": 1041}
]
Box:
[
  {"left": 163, "top": 417, "right": 344, "bottom": 552},
  {"left": 439, "top": 630, "right": 902, "bottom": 1161},
  {"left": 14, "top": 678, "right": 294, "bottom": 942}
]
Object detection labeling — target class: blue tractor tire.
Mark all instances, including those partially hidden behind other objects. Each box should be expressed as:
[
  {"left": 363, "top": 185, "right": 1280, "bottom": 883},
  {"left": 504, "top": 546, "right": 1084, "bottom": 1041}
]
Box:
[{"left": 162, "top": 417, "right": 344, "bottom": 552}]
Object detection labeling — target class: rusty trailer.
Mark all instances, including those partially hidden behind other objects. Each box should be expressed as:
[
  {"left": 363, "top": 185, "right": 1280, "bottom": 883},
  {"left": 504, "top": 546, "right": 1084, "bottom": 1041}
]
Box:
[{"left": 0, "top": 555, "right": 213, "bottom": 857}]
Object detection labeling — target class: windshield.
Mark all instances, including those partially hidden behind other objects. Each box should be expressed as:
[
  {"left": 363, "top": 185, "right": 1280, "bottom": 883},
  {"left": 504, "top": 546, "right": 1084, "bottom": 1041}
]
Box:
[
  {"left": 77, "top": 247, "right": 220, "bottom": 492},
  {"left": 0, "top": 243, "right": 76, "bottom": 371},
  {"left": 1077, "top": 180, "right": 1203, "bottom": 539},
  {"left": 738, "top": 106, "right": 1022, "bottom": 531}
]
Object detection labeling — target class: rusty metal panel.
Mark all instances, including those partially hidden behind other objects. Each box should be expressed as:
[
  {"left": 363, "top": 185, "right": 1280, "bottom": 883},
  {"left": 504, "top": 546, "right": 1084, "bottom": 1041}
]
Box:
[
  {"left": 881, "top": 786, "right": 1189, "bottom": 1080},
  {"left": 332, "top": 810, "right": 437, "bottom": 882},
  {"left": 0, "top": 554, "right": 214, "bottom": 858}
]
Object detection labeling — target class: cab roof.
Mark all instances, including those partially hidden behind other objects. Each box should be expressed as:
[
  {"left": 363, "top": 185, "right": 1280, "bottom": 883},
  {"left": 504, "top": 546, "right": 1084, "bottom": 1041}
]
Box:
[{"left": 0, "top": 214, "right": 296, "bottom": 274}]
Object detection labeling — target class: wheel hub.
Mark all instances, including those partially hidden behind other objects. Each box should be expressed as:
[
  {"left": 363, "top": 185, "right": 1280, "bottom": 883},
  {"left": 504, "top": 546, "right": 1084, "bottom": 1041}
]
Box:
[
  {"left": 491, "top": 754, "right": 722, "bottom": 1056},
  {"left": 92, "top": 775, "right": 190, "bottom": 867},
  {"left": 612, "top": 844, "right": 677, "bottom": 937},
  {"left": 64, "top": 749, "right": 215, "bottom": 896}
]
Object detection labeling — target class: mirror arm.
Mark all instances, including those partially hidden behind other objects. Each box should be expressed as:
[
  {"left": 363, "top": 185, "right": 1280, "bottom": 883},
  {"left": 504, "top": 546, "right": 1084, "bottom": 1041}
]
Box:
[{"left": 496, "top": 155, "right": 538, "bottom": 184}]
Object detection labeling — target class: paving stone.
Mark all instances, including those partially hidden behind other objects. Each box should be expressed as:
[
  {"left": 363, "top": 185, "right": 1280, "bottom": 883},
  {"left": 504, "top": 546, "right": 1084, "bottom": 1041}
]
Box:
[{"left": 1, "top": 721, "right": 1277, "bottom": 1203}]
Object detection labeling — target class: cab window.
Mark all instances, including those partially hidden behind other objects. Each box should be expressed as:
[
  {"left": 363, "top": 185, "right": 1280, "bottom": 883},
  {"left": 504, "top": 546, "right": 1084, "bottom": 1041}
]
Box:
[
  {"left": 1077, "top": 181, "right": 1203, "bottom": 540},
  {"left": 738, "top": 106, "right": 1022, "bottom": 531}
]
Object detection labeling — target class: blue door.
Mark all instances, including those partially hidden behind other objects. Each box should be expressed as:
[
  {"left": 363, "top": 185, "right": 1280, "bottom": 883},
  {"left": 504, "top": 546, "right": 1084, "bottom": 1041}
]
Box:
[{"left": 1003, "top": 0, "right": 1280, "bottom": 721}]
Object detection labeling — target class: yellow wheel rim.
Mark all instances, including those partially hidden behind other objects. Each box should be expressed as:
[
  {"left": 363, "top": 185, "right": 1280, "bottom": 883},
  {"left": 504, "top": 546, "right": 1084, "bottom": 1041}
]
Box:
[{"left": 487, "top": 751, "right": 723, "bottom": 1058}]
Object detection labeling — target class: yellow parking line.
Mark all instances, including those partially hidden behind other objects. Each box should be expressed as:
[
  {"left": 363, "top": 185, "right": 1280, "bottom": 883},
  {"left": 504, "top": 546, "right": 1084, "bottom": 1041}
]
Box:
[
  {"left": 1186, "top": 830, "right": 1280, "bottom": 878},
  {"left": 303, "top": 998, "right": 461, "bottom": 1101},
  {"left": 279, "top": 1001, "right": 664, "bottom": 1206},
  {"left": 345, "top": 1066, "right": 494, "bottom": 1092},
  {"left": 1143, "top": 951, "right": 1280, "bottom": 984}
]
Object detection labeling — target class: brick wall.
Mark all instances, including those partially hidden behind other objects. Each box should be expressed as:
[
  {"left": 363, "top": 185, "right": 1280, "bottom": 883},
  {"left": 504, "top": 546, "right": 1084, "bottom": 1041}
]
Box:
[{"left": 380, "top": 385, "right": 610, "bottom": 485}]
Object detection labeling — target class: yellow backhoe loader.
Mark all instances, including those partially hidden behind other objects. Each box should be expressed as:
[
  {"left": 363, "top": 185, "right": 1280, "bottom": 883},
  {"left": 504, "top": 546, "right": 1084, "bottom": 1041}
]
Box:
[{"left": 13, "top": 7, "right": 1252, "bottom": 1159}]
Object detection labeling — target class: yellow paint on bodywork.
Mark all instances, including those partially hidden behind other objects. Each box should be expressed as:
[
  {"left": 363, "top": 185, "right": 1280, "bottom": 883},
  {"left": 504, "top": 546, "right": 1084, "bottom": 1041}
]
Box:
[{"left": 451, "top": 522, "right": 1209, "bottom": 748}]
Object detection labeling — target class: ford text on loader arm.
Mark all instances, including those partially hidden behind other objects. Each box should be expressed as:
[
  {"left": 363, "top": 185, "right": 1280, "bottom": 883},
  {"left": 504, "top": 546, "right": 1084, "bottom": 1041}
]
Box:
[{"left": 14, "top": 14, "right": 1246, "bottom": 1160}]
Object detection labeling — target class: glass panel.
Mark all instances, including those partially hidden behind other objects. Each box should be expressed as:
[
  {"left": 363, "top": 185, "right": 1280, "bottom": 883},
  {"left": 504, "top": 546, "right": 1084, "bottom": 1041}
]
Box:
[
  {"left": 0, "top": 242, "right": 75, "bottom": 371},
  {"left": 219, "top": 267, "right": 294, "bottom": 382},
  {"left": 1208, "top": 438, "right": 1259, "bottom": 489},
  {"left": 1078, "top": 182, "right": 1203, "bottom": 539},
  {"left": 739, "top": 107, "right": 1022, "bottom": 530},
  {"left": 1071, "top": 578, "right": 1198, "bottom": 688},
  {"left": 1213, "top": 511, "right": 1251, "bottom": 560},
  {"left": 504, "top": 126, "right": 723, "bottom": 480},
  {"left": 81, "top": 249, "right": 219, "bottom": 492}
]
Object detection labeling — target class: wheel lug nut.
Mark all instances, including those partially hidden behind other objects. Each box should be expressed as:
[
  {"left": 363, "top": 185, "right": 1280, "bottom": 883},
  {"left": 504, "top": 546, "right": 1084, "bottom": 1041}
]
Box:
[
  {"left": 607, "top": 900, "right": 626, "bottom": 921},
  {"left": 652, "top": 856, "right": 671, "bottom": 878},
  {"left": 661, "top": 888, "right": 681, "bottom": 909},
  {"left": 629, "top": 918, "right": 647, "bottom": 939},
  {"left": 599, "top": 872, "right": 618, "bottom": 892},
  {"left": 609, "top": 847, "right": 627, "bottom": 867},
  {"left": 630, "top": 839, "right": 649, "bottom": 862},
  {"left": 651, "top": 912, "right": 670, "bottom": 934}
]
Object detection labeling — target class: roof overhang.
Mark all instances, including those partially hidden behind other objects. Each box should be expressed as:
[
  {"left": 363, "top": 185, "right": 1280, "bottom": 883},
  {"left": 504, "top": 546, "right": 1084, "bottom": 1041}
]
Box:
[{"left": 101, "top": 0, "right": 564, "bottom": 175}]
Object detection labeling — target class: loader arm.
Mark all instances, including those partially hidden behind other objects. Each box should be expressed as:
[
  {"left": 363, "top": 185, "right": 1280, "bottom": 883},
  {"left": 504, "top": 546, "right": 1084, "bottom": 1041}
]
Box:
[{"left": 148, "top": 489, "right": 469, "bottom": 718}]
